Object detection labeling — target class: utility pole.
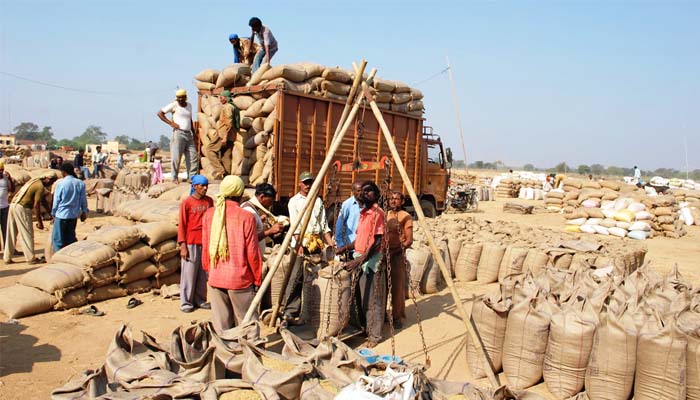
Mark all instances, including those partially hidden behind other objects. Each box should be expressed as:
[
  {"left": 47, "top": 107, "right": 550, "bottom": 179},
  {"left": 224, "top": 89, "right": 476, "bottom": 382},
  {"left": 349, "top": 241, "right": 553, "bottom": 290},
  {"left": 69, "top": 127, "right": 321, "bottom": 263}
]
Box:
[{"left": 446, "top": 55, "right": 469, "bottom": 172}]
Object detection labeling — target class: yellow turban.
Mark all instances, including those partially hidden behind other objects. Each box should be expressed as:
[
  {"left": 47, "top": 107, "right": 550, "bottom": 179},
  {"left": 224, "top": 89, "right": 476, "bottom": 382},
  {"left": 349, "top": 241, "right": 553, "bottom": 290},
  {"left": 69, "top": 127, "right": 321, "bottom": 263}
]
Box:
[
  {"left": 0, "top": 161, "right": 4, "bottom": 169},
  {"left": 209, "top": 175, "right": 245, "bottom": 267},
  {"left": 175, "top": 89, "right": 187, "bottom": 97}
]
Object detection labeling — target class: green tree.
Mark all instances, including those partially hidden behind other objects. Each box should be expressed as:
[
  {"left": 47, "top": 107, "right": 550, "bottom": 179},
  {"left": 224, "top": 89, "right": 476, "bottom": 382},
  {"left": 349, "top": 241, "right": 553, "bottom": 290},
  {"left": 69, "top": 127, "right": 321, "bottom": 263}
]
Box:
[
  {"left": 577, "top": 164, "right": 591, "bottom": 175},
  {"left": 590, "top": 164, "right": 605, "bottom": 176},
  {"left": 158, "top": 134, "right": 170, "bottom": 150},
  {"left": 555, "top": 162, "right": 569, "bottom": 173},
  {"left": 114, "top": 135, "right": 131, "bottom": 145},
  {"left": 74, "top": 125, "right": 108, "bottom": 147},
  {"left": 128, "top": 138, "right": 145, "bottom": 150},
  {"left": 523, "top": 163, "right": 535, "bottom": 171},
  {"left": 56, "top": 138, "right": 79, "bottom": 148},
  {"left": 12, "top": 122, "right": 56, "bottom": 146}
]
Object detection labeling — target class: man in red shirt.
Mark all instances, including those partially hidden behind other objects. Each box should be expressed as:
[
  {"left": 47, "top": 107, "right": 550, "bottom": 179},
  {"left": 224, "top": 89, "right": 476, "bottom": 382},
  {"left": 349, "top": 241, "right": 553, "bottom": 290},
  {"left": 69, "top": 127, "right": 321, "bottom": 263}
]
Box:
[
  {"left": 177, "top": 175, "right": 214, "bottom": 313},
  {"left": 202, "top": 175, "right": 262, "bottom": 334},
  {"left": 337, "top": 181, "right": 386, "bottom": 347}
]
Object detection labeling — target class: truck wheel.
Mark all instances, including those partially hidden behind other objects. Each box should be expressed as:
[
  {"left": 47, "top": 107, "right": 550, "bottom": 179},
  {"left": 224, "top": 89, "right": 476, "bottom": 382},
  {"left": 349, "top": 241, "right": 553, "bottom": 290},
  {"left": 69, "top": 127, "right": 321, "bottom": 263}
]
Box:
[{"left": 419, "top": 200, "right": 437, "bottom": 218}]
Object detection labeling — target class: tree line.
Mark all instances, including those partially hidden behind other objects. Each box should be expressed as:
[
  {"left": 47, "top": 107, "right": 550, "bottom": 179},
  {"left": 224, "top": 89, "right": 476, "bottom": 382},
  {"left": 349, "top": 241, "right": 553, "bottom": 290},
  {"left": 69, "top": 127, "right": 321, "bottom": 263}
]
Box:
[
  {"left": 466, "top": 160, "right": 700, "bottom": 180},
  {"left": 10, "top": 122, "right": 170, "bottom": 151}
]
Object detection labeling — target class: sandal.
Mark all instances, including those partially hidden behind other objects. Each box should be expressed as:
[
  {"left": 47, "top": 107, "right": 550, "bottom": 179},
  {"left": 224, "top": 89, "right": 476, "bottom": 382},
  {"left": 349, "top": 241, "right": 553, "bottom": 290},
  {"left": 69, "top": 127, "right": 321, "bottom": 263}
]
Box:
[
  {"left": 28, "top": 258, "right": 45, "bottom": 265},
  {"left": 363, "top": 340, "right": 379, "bottom": 349},
  {"left": 126, "top": 297, "right": 143, "bottom": 309},
  {"left": 79, "top": 305, "right": 105, "bottom": 317}
]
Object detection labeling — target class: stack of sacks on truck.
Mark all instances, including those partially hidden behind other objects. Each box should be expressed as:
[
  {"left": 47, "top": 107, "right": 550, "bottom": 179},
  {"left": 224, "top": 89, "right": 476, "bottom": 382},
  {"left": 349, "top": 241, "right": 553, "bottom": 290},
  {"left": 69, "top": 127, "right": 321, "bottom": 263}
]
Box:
[
  {"left": 0, "top": 223, "right": 181, "bottom": 319},
  {"left": 194, "top": 62, "right": 425, "bottom": 186},
  {"left": 457, "top": 263, "right": 699, "bottom": 400},
  {"left": 563, "top": 193, "right": 687, "bottom": 240},
  {"left": 407, "top": 216, "right": 646, "bottom": 295},
  {"left": 102, "top": 167, "right": 152, "bottom": 214}
]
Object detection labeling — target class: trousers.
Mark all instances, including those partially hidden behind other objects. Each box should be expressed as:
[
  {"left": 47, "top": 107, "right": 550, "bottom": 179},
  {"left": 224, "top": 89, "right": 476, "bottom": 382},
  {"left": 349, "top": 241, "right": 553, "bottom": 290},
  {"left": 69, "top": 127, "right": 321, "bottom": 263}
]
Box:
[
  {"left": 180, "top": 244, "right": 208, "bottom": 309},
  {"left": 52, "top": 218, "right": 77, "bottom": 252},
  {"left": 208, "top": 285, "right": 259, "bottom": 337},
  {"left": 202, "top": 139, "right": 233, "bottom": 178},
  {"left": 171, "top": 129, "right": 200, "bottom": 180},
  {"left": 4, "top": 204, "right": 34, "bottom": 262}
]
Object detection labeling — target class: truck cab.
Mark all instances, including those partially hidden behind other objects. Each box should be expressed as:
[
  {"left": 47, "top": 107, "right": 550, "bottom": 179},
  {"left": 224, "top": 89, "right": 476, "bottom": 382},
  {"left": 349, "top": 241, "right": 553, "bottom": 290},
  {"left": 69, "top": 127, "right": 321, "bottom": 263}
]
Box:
[{"left": 417, "top": 126, "right": 450, "bottom": 217}]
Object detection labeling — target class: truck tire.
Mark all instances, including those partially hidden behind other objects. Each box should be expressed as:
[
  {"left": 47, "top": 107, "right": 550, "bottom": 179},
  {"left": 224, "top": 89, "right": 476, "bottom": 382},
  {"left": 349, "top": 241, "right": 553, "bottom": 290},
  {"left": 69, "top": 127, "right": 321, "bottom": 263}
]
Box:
[{"left": 420, "top": 200, "right": 437, "bottom": 218}]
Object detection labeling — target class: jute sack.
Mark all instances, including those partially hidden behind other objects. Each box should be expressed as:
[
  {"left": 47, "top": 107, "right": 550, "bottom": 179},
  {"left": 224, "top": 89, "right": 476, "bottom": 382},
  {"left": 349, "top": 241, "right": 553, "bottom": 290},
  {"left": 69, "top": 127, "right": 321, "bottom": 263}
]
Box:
[
  {"left": 407, "top": 247, "right": 431, "bottom": 293},
  {"left": 321, "top": 67, "right": 352, "bottom": 83},
  {"left": 600, "top": 180, "right": 621, "bottom": 191},
  {"left": 138, "top": 222, "right": 178, "bottom": 246},
  {"left": 92, "top": 225, "right": 144, "bottom": 251},
  {"left": 634, "top": 315, "right": 687, "bottom": 400},
  {"left": 195, "top": 81, "right": 215, "bottom": 91},
  {"left": 373, "top": 78, "right": 395, "bottom": 92},
  {"left": 194, "top": 68, "right": 219, "bottom": 83},
  {"left": 233, "top": 95, "right": 255, "bottom": 110},
  {"left": 152, "top": 240, "right": 179, "bottom": 262},
  {"left": 157, "top": 257, "right": 180, "bottom": 277},
  {"left": 244, "top": 98, "right": 268, "bottom": 118},
  {"left": 410, "top": 87, "right": 424, "bottom": 100},
  {"left": 466, "top": 291, "right": 510, "bottom": 379},
  {"left": 151, "top": 272, "right": 180, "bottom": 288},
  {"left": 260, "top": 65, "right": 307, "bottom": 82},
  {"left": 544, "top": 299, "right": 599, "bottom": 399},
  {"left": 584, "top": 310, "right": 637, "bottom": 400},
  {"left": 374, "top": 91, "right": 393, "bottom": 103},
  {"left": 19, "top": 263, "right": 88, "bottom": 295},
  {"left": 498, "top": 246, "right": 528, "bottom": 283},
  {"left": 247, "top": 63, "right": 271, "bottom": 86},
  {"left": 120, "top": 260, "right": 158, "bottom": 284},
  {"left": 54, "top": 287, "right": 88, "bottom": 310},
  {"left": 522, "top": 249, "right": 549, "bottom": 275},
  {"left": 446, "top": 238, "right": 463, "bottom": 277},
  {"left": 215, "top": 63, "right": 252, "bottom": 88},
  {"left": 141, "top": 201, "right": 181, "bottom": 224},
  {"left": 118, "top": 243, "right": 158, "bottom": 272},
  {"left": 299, "top": 378, "right": 339, "bottom": 399},
  {"left": 502, "top": 295, "right": 553, "bottom": 389},
  {"left": 51, "top": 240, "right": 117, "bottom": 270},
  {"left": 476, "top": 243, "right": 506, "bottom": 283},
  {"left": 268, "top": 245, "right": 293, "bottom": 307},
  {"left": 261, "top": 92, "right": 279, "bottom": 114},
  {"left": 125, "top": 279, "right": 152, "bottom": 294},
  {"left": 158, "top": 185, "right": 189, "bottom": 201},
  {"left": 147, "top": 182, "right": 178, "bottom": 198},
  {"left": 87, "top": 283, "right": 127, "bottom": 303},
  {"left": 301, "top": 265, "right": 352, "bottom": 338},
  {"left": 407, "top": 100, "right": 424, "bottom": 112},
  {"left": 455, "top": 243, "right": 482, "bottom": 282},
  {"left": 321, "top": 80, "right": 351, "bottom": 96},
  {"left": 241, "top": 341, "right": 313, "bottom": 400},
  {"left": 264, "top": 108, "right": 276, "bottom": 132},
  {"left": 0, "top": 284, "right": 58, "bottom": 318},
  {"left": 687, "top": 328, "right": 700, "bottom": 400},
  {"left": 89, "top": 265, "right": 119, "bottom": 287},
  {"left": 421, "top": 246, "right": 445, "bottom": 294},
  {"left": 392, "top": 93, "right": 411, "bottom": 104}
]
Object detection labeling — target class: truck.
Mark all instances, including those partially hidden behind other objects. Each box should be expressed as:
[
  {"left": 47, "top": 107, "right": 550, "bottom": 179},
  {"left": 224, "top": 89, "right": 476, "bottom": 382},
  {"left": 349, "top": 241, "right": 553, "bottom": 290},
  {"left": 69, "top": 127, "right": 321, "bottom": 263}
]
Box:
[{"left": 197, "top": 84, "right": 451, "bottom": 217}]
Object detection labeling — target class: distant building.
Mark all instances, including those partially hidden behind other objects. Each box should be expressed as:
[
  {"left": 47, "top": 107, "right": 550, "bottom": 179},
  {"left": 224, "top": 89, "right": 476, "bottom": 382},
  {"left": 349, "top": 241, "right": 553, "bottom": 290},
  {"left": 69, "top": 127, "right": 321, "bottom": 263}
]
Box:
[
  {"left": 17, "top": 139, "right": 47, "bottom": 151},
  {"left": 0, "top": 134, "right": 16, "bottom": 146},
  {"left": 85, "top": 141, "right": 126, "bottom": 154}
]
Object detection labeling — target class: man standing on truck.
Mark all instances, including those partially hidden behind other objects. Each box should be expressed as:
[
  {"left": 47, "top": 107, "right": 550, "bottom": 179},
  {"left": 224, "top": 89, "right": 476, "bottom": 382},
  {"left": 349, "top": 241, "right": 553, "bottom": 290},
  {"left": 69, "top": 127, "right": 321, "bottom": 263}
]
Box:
[
  {"left": 228, "top": 33, "right": 243, "bottom": 64},
  {"left": 335, "top": 181, "right": 363, "bottom": 261},
  {"left": 204, "top": 90, "right": 238, "bottom": 179},
  {"left": 284, "top": 171, "right": 334, "bottom": 323},
  {"left": 158, "top": 89, "right": 199, "bottom": 183},
  {"left": 3, "top": 173, "right": 57, "bottom": 265},
  {"left": 248, "top": 17, "right": 278, "bottom": 73}
]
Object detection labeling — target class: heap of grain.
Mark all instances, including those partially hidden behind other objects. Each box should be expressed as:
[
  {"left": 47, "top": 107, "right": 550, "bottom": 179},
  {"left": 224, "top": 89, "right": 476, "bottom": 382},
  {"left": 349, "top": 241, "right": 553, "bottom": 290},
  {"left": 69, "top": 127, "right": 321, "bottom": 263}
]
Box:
[{"left": 193, "top": 62, "right": 424, "bottom": 185}]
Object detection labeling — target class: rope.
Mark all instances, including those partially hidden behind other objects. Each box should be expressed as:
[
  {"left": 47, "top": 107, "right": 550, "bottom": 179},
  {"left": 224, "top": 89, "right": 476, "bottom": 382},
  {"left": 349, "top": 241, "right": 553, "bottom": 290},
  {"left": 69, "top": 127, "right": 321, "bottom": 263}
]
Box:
[{"left": 412, "top": 67, "right": 450, "bottom": 87}]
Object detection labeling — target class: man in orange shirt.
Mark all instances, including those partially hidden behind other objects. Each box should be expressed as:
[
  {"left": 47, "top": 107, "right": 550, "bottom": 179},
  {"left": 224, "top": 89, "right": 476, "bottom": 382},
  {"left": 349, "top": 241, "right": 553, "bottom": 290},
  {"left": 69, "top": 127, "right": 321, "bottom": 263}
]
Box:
[
  {"left": 385, "top": 191, "right": 413, "bottom": 328},
  {"left": 202, "top": 176, "right": 262, "bottom": 334},
  {"left": 337, "top": 181, "right": 386, "bottom": 347}
]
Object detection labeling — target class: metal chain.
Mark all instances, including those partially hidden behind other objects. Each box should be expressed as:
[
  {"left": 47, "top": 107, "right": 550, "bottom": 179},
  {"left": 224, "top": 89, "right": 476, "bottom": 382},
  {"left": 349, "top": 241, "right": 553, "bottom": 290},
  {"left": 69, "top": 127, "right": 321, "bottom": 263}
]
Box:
[
  {"left": 401, "top": 224, "right": 431, "bottom": 368},
  {"left": 379, "top": 161, "right": 396, "bottom": 357}
]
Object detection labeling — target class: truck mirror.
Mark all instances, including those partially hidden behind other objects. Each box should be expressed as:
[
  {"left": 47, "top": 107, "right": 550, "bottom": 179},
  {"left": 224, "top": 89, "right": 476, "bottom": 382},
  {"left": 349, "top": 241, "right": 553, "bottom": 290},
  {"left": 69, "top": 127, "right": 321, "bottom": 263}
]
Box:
[{"left": 446, "top": 147, "right": 453, "bottom": 163}]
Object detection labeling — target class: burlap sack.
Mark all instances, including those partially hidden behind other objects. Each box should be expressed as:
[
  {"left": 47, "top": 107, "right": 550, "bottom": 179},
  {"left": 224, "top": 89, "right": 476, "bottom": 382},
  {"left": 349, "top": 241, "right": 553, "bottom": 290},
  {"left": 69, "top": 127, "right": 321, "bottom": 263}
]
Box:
[
  {"left": 157, "top": 257, "right": 180, "bottom": 277},
  {"left": 634, "top": 315, "right": 687, "bottom": 400},
  {"left": 267, "top": 245, "right": 293, "bottom": 308},
  {"left": 498, "top": 246, "right": 528, "bottom": 283},
  {"left": 19, "top": 263, "right": 88, "bottom": 295},
  {"left": 158, "top": 185, "right": 189, "bottom": 201},
  {"left": 407, "top": 247, "right": 431, "bottom": 293},
  {"left": 125, "top": 279, "right": 152, "bottom": 294},
  {"left": 138, "top": 222, "right": 178, "bottom": 246},
  {"left": 87, "top": 283, "right": 128, "bottom": 303},
  {"left": 54, "top": 287, "right": 88, "bottom": 310},
  {"left": 455, "top": 243, "right": 482, "bottom": 282},
  {"left": 466, "top": 291, "right": 510, "bottom": 379},
  {"left": 476, "top": 243, "right": 506, "bottom": 283},
  {"left": 522, "top": 249, "right": 549, "bottom": 275},
  {"left": 321, "top": 67, "right": 351, "bottom": 83},
  {"left": 247, "top": 63, "right": 271, "bottom": 86},
  {"left": 544, "top": 299, "right": 599, "bottom": 399},
  {"left": 215, "top": 63, "right": 252, "bottom": 88},
  {"left": 446, "top": 238, "right": 463, "bottom": 277},
  {"left": 301, "top": 265, "right": 352, "bottom": 338},
  {"left": 0, "top": 284, "right": 58, "bottom": 318},
  {"left": 261, "top": 65, "right": 307, "bottom": 82},
  {"left": 584, "top": 310, "right": 637, "bottom": 400},
  {"left": 51, "top": 240, "right": 117, "bottom": 270},
  {"left": 502, "top": 296, "right": 553, "bottom": 389},
  {"left": 93, "top": 225, "right": 144, "bottom": 251},
  {"left": 373, "top": 78, "right": 395, "bottom": 92},
  {"left": 195, "top": 81, "right": 215, "bottom": 91},
  {"left": 152, "top": 240, "right": 179, "bottom": 262},
  {"left": 89, "top": 265, "right": 119, "bottom": 287},
  {"left": 120, "top": 260, "right": 158, "bottom": 284},
  {"left": 299, "top": 378, "right": 340, "bottom": 399},
  {"left": 241, "top": 341, "right": 312, "bottom": 400},
  {"left": 118, "top": 243, "right": 158, "bottom": 272},
  {"left": 146, "top": 182, "right": 178, "bottom": 198},
  {"left": 321, "top": 80, "right": 351, "bottom": 96},
  {"left": 194, "top": 68, "right": 219, "bottom": 83}
]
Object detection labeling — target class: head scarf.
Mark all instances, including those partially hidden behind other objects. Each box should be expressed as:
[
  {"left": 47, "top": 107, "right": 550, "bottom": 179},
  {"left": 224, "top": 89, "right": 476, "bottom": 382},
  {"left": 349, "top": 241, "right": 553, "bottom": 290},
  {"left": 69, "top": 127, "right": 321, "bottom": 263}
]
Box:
[
  {"left": 209, "top": 175, "right": 245, "bottom": 267},
  {"left": 175, "top": 89, "right": 187, "bottom": 97},
  {"left": 0, "top": 160, "right": 5, "bottom": 169},
  {"left": 190, "top": 174, "right": 209, "bottom": 195}
]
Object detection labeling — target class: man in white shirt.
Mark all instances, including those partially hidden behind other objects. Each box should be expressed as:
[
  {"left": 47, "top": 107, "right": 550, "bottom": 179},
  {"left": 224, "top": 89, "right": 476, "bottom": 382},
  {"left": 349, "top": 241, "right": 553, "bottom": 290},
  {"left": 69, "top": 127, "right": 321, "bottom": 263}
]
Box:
[
  {"left": 91, "top": 146, "right": 106, "bottom": 178},
  {"left": 157, "top": 89, "right": 199, "bottom": 182},
  {"left": 287, "top": 171, "right": 333, "bottom": 250},
  {"left": 248, "top": 17, "right": 278, "bottom": 73},
  {"left": 633, "top": 166, "right": 641, "bottom": 185},
  {"left": 240, "top": 183, "right": 284, "bottom": 257}
]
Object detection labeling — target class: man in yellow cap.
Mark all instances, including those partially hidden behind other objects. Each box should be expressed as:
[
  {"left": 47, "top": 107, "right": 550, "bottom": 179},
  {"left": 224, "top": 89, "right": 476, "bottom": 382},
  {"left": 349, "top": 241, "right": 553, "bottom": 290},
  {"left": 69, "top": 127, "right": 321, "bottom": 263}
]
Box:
[
  {"left": 201, "top": 175, "right": 262, "bottom": 334},
  {"left": 203, "top": 90, "right": 238, "bottom": 179},
  {"left": 157, "top": 89, "right": 199, "bottom": 182}
]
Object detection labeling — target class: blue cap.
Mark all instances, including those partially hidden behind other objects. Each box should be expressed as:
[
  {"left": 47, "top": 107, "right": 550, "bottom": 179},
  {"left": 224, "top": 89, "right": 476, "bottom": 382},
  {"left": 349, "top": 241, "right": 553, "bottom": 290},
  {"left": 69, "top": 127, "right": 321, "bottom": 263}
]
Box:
[{"left": 228, "top": 33, "right": 239, "bottom": 40}]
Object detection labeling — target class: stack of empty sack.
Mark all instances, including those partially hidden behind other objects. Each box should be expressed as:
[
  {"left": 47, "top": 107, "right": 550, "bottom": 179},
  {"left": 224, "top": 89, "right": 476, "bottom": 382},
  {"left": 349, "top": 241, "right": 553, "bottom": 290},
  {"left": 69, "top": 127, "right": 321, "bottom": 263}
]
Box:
[
  {"left": 495, "top": 178, "right": 519, "bottom": 198},
  {"left": 462, "top": 262, "right": 700, "bottom": 400},
  {"left": 560, "top": 188, "right": 687, "bottom": 239},
  {"left": 669, "top": 188, "right": 700, "bottom": 226},
  {"left": 0, "top": 223, "right": 181, "bottom": 319},
  {"left": 194, "top": 62, "right": 425, "bottom": 185},
  {"left": 101, "top": 167, "right": 152, "bottom": 214}
]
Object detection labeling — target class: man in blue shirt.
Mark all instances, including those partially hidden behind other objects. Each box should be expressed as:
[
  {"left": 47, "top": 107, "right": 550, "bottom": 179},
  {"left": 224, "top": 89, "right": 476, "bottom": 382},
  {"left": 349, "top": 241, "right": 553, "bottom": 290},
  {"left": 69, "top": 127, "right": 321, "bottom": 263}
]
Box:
[
  {"left": 229, "top": 33, "right": 243, "bottom": 64},
  {"left": 335, "top": 181, "right": 363, "bottom": 260},
  {"left": 51, "top": 163, "right": 88, "bottom": 251}
]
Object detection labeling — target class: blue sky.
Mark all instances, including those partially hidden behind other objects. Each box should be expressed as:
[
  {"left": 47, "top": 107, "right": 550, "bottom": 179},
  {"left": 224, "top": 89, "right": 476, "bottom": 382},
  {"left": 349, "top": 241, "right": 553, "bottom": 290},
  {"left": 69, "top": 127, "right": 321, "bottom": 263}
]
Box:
[{"left": 1, "top": 0, "right": 698, "bottom": 170}]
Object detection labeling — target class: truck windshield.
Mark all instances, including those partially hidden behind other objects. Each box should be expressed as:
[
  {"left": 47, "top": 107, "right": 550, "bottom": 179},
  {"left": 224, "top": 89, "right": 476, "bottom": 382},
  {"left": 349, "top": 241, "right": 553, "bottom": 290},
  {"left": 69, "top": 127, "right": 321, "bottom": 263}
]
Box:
[{"left": 427, "top": 144, "right": 444, "bottom": 168}]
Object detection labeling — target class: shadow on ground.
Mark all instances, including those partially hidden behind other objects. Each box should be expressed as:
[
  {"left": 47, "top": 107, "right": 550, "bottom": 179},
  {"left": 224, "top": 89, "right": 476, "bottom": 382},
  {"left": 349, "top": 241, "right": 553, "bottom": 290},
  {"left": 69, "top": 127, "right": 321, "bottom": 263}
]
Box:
[{"left": 0, "top": 321, "right": 61, "bottom": 377}]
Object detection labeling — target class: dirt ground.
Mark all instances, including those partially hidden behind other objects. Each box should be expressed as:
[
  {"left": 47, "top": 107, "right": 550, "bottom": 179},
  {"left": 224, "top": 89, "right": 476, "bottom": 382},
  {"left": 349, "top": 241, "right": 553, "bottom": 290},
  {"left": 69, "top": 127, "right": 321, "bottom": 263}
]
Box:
[{"left": 0, "top": 196, "right": 698, "bottom": 399}]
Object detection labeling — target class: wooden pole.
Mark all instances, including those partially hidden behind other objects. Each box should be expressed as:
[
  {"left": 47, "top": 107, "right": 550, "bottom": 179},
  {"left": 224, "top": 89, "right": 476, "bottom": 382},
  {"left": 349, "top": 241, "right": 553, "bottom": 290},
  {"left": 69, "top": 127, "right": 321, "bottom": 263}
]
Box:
[
  {"left": 361, "top": 82, "right": 501, "bottom": 388},
  {"left": 241, "top": 65, "right": 375, "bottom": 324},
  {"left": 446, "top": 55, "right": 469, "bottom": 173},
  {"left": 265, "top": 65, "right": 373, "bottom": 327}
]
